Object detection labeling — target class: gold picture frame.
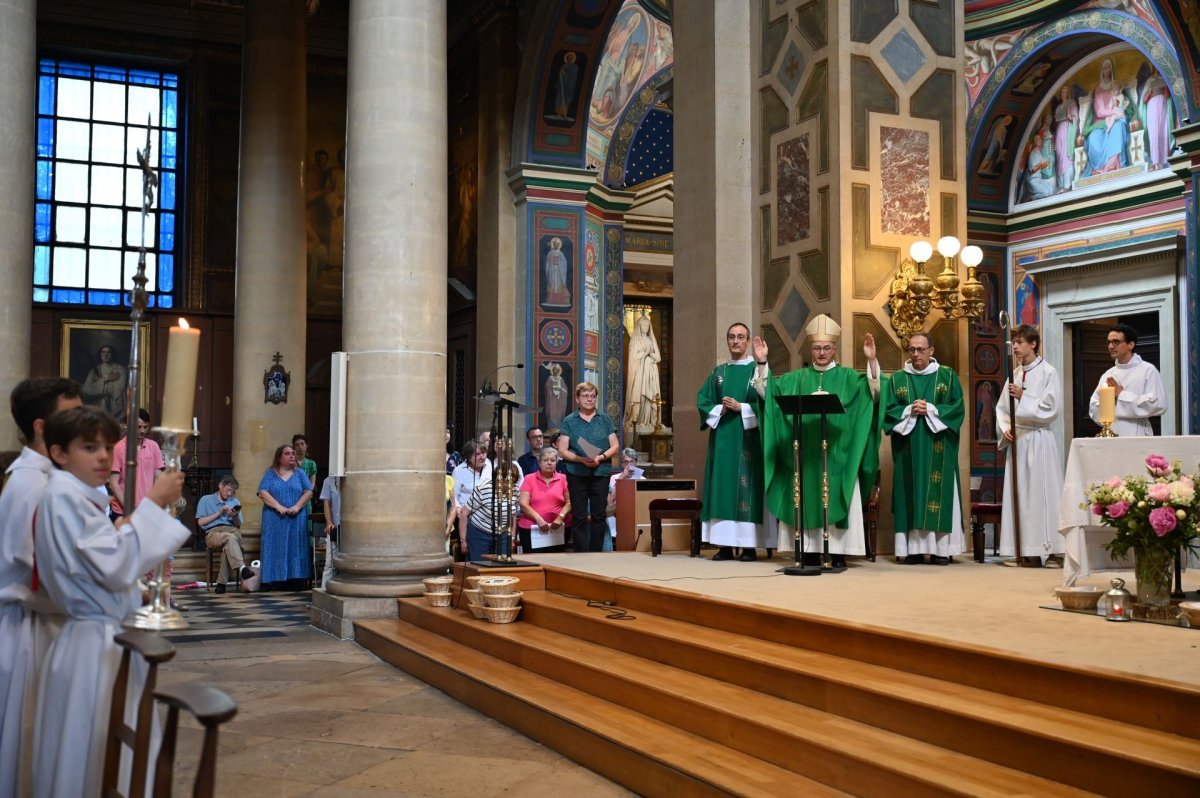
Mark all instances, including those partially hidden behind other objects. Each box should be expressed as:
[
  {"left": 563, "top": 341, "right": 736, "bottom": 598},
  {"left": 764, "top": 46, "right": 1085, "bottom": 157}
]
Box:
[{"left": 60, "top": 319, "right": 150, "bottom": 425}]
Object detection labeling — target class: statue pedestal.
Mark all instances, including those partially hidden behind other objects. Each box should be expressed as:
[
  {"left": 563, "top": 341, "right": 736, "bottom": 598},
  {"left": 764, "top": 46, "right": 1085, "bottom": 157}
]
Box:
[{"left": 644, "top": 432, "right": 673, "bottom": 464}]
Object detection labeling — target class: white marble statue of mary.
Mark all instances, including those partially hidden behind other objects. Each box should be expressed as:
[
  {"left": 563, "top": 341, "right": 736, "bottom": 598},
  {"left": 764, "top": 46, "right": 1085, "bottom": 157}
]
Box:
[{"left": 625, "top": 316, "right": 668, "bottom": 435}]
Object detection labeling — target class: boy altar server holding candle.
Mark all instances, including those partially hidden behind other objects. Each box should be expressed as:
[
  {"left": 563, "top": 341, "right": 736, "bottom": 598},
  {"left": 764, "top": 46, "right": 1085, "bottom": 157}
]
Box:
[
  {"left": 31, "top": 406, "right": 188, "bottom": 798},
  {"left": 1087, "top": 322, "right": 1166, "bottom": 436}
]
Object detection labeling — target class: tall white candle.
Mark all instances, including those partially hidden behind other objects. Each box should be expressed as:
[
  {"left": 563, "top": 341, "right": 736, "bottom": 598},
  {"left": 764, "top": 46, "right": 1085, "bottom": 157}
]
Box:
[{"left": 161, "top": 318, "right": 200, "bottom": 430}]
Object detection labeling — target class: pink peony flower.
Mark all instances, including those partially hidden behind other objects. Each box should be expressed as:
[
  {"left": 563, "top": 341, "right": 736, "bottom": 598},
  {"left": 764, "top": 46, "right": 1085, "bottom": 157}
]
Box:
[
  {"left": 1107, "top": 501, "right": 1129, "bottom": 519},
  {"left": 1149, "top": 506, "right": 1177, "bottom": 536},
  {"left": 1091, "top": 503, "right": 1106, "bottom": 517},
  {"left": 1145, "top": 455, "right": 1171, "bottom": 477},
  {"left": 1147, "top": 482, "right": 1172, "bottom": 502},
  {"left": 1105, "top": 476, "right": 1124, "bottom": 489}
]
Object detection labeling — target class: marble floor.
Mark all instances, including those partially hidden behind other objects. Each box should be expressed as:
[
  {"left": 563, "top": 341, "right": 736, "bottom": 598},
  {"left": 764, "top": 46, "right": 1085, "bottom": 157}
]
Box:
[{"left": 160, "top": 589, "right": 633, "bottom": 798}]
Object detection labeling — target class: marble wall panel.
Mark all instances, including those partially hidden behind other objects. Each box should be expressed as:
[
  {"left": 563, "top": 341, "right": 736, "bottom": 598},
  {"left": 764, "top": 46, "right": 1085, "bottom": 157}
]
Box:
[
  {"left": 851, "top": 56, "right": 898, "bottom": 170},
  {"left": 910, "top": 69, "right": 957, "bottom": 180},
  {"left": 760, "top": 86, "right": 789, "bottom": 192},
  {"left": 880, "top": 126, "right": 930, "bottom": 237},
  {"left": 795, "top": 0, "right": 828, "bottom": 49},
  {"left": 851, "top": 184, "right": 899, "bottom": 298},
  {"left": 799, "top": 187, "right": 830, "bottom": 301},
  {"left": 776, "top": 134, "right": 811, "bottom": 246},
  {"left": 796, "top": 61, "right": 829, "bottom": 174}
]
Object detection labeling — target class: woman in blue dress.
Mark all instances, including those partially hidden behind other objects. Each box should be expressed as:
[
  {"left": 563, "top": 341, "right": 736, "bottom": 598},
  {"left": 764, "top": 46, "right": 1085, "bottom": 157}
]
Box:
[{"left": 257, "top": 443, "right": 313, "bottom": 589}]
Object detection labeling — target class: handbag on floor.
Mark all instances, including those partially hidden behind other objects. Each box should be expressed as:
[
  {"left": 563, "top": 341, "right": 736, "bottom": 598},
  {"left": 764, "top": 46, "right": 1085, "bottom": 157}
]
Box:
[{"left": 240, "top": 560, "right": 262, "bottom": 593}]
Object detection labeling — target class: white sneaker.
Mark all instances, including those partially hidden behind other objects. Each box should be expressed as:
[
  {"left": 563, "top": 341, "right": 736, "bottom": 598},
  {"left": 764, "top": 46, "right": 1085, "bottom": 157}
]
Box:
[{"left": 1044, "top": 555, "right": 1064, "bottom": 569}]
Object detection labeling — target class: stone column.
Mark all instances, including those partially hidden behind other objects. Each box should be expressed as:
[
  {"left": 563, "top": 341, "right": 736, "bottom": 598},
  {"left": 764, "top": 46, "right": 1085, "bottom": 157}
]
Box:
[
  {"left": 317, "top": 0, "right": 448, "bottom": 634},
  {"left": 230, "top": 0, "right": 307, "bottom": 531},
  {"left": 671, "top": 2, "right": 756, "bottom": 485},
  {"left": 0, "top": 0, "right": 35, "bottom": 450}
]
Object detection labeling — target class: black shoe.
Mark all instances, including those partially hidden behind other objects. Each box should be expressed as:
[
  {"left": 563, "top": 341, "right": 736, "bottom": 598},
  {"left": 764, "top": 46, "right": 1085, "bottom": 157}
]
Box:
[
  {"left": 240, "top": 565, "right": 256, "bottom": 580},
  {"left": 930, "top": 555, "right": 951, "bottom": 566},
  {"left": 831, "top": 554, "right": 846, "bottom": 568},
  {"left": 738, "top": 548, "right": 757, "bottom": 562},
  {"left": 712, "top": 547, "right": 735, "bottom": 561},
  {"left": 214, "top": 583, "right": 227, "bottom": 594},
  {"left": 902, "top": 554, "right": 925, "bottom": 565}
]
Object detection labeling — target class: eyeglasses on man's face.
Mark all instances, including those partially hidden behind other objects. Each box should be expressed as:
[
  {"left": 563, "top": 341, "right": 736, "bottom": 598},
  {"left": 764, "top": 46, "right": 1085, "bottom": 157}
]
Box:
[
  {"left": 907, "top": 346, "right": 930, "bottom": 354},
  {"left": 810, "top": 345, "right": 834, "bottom": 353}
]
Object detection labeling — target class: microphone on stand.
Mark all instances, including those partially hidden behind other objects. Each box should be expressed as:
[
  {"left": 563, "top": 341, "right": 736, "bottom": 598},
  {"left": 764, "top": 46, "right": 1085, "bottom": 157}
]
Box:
[{"left": 479, "top": 363, "right": 524, "bottom": 396}]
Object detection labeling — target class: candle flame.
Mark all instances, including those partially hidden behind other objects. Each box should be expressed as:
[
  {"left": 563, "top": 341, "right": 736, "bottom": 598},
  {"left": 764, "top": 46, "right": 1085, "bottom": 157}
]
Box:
[{"left": 178, "top": 318, "right": 190, "bottom": 330}]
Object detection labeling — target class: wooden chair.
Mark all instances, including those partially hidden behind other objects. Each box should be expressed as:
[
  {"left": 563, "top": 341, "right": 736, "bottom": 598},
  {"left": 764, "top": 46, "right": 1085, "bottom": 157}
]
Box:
[
  {"left": 648, "top": 498, "right": 703, "bottom": 557},
  {"left": 205, "top": 545, "right": 242, "bottom": 593},
  {"left": 970, "top": 502, "right": 1003, "bottom": 563},
  {"left": 152, "top": 683, "right": 238, "bottom": 798},
  {"left": 102, "top": 630, "right": 176, "bottom": 798}
]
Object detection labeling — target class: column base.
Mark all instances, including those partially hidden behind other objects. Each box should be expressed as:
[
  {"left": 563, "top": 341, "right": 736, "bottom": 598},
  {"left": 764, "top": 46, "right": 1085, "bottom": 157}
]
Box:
[{"left": 310, "top": 588, "right": 401, "bottom": 640}]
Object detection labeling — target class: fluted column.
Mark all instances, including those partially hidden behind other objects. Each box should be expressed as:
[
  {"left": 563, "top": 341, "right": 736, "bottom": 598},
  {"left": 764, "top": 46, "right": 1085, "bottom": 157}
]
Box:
[
  {"left": 230, "top": 0, "right": 307, "bottom": 531},
  {"left": 0, "top": 0, "right": 36, "bottom": 450},
  {"left": 324, "top": 0, "right": 449, "bottom": 609}
]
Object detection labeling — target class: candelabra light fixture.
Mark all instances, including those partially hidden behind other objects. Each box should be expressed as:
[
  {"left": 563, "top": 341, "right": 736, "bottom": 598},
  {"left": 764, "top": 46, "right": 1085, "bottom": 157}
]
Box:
[{"left": 888, "top": 236, "right": 986, "bottom": 344}]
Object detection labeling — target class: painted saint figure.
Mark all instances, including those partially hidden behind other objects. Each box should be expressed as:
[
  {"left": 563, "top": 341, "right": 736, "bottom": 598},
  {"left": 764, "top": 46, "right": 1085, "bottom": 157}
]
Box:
[
  {"left": 1052, "top": 84, "right": 1079, "bottom": 191},
  {"left": 544, "top": 237, "right": 571, "bottom": 307},
  {"left": 543, "top": 362, "right": 568, "bottom": 428},
  {"left": 1082, "top": 58, "right": 1131, "bottom": 176}
]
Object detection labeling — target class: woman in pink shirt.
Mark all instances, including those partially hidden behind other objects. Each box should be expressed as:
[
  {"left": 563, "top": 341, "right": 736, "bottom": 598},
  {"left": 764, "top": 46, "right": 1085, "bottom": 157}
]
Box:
[{"left": 518, "top": 447, "right": 571, "bottom": 553}]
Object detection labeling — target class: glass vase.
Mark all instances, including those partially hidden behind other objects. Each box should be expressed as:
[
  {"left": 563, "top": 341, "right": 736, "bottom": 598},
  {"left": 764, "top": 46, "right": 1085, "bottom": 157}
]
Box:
[{"left": 1133, "top": 544, "right": 1173, "bottom": 608}]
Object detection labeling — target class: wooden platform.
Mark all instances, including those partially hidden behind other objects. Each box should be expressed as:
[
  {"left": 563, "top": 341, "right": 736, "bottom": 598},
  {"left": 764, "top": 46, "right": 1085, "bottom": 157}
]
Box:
[{"left": 355, "top": 563, "right": 1200, "bottom": 797}]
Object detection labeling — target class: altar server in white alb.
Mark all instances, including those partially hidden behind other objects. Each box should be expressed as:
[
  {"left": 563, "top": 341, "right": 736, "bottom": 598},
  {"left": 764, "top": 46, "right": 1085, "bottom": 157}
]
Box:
[
  {"left": 1087, "top": 322, "right": 1167, "bottom": 436},
  {"left": 31, "top": 406, "right": 189, "bottom": 798},
  {"left": 995, "top": 325, "right": 1065, "bottom": 567},
  {"left": 0, "top": 378, "right": 81, "bottom": 798}
]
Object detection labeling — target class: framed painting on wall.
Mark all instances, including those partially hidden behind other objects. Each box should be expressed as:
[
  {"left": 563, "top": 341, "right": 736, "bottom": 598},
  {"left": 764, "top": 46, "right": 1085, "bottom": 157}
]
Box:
[{"left": 60, "top": 319, "right": 150, "bottom": 425}]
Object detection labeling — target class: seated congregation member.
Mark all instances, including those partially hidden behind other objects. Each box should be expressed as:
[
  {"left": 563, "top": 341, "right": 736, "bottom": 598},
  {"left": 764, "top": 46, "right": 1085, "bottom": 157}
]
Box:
[
  {"left": 604, "top": 448, "right": 643, "bottom": 551},
  {"left": 518, "top": 447, "right": 570, "bottom": 553},
  {"left": 461, "top": 464, "right": 523, "bottom": 558},
  {"left": 0, "top": 378, "right": 80, "bottom": 798},
  {"left": 32, "top": 406, "right": 188, "bottom": 797},
  {"left": 257, "top": 443, "right": 313, "bottom": 590},
  {"left": 196, "top": 475, "right": 255, "bottom": 592},
  {"left": 556, "top": 382, "right": 620, "bottom": 552}
]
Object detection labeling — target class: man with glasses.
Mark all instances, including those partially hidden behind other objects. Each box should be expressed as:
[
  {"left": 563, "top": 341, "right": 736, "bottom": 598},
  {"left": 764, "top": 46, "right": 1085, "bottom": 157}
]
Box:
[
  {"left": 196, "top": 475, "right": 255, "bottom": 593},
  {"left": 517, "top": 428, "right": 545, "bottom": 476},
  {"left": 1087, "top": 323, "right": 1166, "bottom": 436},
  {"left": 697, "top": 323, "right": 769, "bottom": 561},
  {"left": 754, "top": 315, "right": 882, "bottom": 567},
  {"left": 883, "top": 332, "right": 966, "bottom": 565}
]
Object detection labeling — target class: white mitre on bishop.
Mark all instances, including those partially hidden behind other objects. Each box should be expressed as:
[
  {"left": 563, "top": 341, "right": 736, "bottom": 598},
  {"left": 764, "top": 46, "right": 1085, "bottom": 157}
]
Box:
[{"left": 805, "top": 313, "right": 841, "bottom": 343}]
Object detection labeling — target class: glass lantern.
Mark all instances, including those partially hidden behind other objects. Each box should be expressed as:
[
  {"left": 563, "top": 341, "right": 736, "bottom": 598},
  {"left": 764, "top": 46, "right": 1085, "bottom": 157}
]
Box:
[{"left": 1105, "top": 577, "right": 1133, "bottom": 622}]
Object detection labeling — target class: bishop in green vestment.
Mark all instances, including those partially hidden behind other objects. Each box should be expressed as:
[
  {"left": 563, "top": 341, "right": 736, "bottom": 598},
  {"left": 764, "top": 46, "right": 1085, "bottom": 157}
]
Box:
[
  {"left": 698, "top": 323, "right": 768, "bottom": 560},
  {"left": 883, "top": 332, "right": 966, "bottom": 564},
  {"left": 753, "top": 315, "right": 882, "bottom": 564}
]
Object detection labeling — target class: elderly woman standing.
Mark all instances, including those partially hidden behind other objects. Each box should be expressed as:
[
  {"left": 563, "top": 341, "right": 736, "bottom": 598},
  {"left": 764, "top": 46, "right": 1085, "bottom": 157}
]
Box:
[
  {"left": 257, "top": 443, "right": 313, "bottom": 590},
  {"left": 557, "top": 381, "right": 620, "bottom": 552},
  {"left": 518, "top": 447, "right": 571, "bottom": 553}
]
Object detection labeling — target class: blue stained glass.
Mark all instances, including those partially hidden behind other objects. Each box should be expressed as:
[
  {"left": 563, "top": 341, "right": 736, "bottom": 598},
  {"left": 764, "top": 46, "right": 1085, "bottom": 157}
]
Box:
[
  {"left": 52, "top": 289, "right": 86, "bottom": 303},
  {"left": 39, "top": 59, "right": 55, "bottom": 73},
  {"left": 37, "top": 119, "right": 54, "bottom": 158},
  {"left": 159, "top": 295, "right": 173, "bottom": 308},
  {"left": 158, "top": 213, "right": 174, "bottom": 250},
  {"left": 94, "top": 65, "right": 126, "bottom": 82},
  {"left": 38, "top": 77, "right": 56, "bottom": 116},
  {"left": 163, "top": 90, "right": 177, "bottom": 128},
  {"left": 34, "top": 246, "right": 50, "bottom": 284},
  {"left": 88, "top": 290, "right": 122, "bottom": 305},
  {"left": 33, "top": 288, "right": 49, "bottom": 303},
  {"left": 35, "top": 203, "right": 50, "bottom": 242},
  {"left": 162, "top": 131, "right": 177, "bottom": 168},
  {"left": 164, "top": 75, "right": 178, "bottom": 89},
  {"left": 161, "top": 172, "right": 175, "bottom": 210},
  {"left": 60, "top": 62, "right": 91, "bottom": 78},
  {"left": 36, "top": 161, "right": 52, "bottom": 200},
  {"left": 144, "top": 295, "right": 157, "bottom": 308},
  {"left": 158, "top": 254, "right": 174, "bottom": 291},
  {"left": 129, "top": 70, "right": 161, "bottom": 87}
]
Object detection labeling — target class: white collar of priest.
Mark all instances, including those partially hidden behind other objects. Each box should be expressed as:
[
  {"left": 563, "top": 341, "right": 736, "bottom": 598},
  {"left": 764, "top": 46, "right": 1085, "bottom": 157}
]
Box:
[
  {"left": 811, "top": 361, "right": 838, "bottom": 372},
  {"left": 1113, "top": 353, "right": 1145, "bottom": 369},
  {"left": 903, "top": 358, "right": 940, "bottom": 376},
  {"left": 727, "top": 356, "right": 754, "bottom": 365}
]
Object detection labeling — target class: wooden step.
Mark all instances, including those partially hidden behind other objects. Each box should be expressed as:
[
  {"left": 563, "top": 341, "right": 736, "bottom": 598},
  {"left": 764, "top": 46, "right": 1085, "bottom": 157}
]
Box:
[
  {"left": 398, "top": 600, "right": 1100, "bottom": 798},
  {"left": 355, "top": 617, "right": 850, "bottom": 798},
  {"left": 516, "top": 590, "right": 1200, "bottom": 797},
  {"left": 540, "top": 566, "right": 1200, "bottom": 738}
]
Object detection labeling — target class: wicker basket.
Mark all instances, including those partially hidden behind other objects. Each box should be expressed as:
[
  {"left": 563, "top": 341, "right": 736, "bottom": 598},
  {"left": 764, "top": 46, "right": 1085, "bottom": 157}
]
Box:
[
  {"left": 467, "top": 602, "right": 488, "bottom": 619},
  {"left": 1179, "top": 601, "right": 1200, "bottom": 627},
  {"left": 482, "top": 591, "right": 522, "bottom": 609},
  {"left": 423, "top": 576, "right": 454, "bottom": 592},
  {"left": 466, "top": 576, "right": 484, "bottom": 589},
  {"left": 1055, "top": 586, "right": 1103, "bottom": 610},
  {"left": 478, "top": 576, "right": 520, "bottom": 595},
  {"left": 424, "top": 591, "right": 453, "bottom": 607},
  {"left": 483, "top": 605, "right": 521, "bottom": 624},
  {"left": 462, "top": 588, "right": 483, "bottom": 605}
]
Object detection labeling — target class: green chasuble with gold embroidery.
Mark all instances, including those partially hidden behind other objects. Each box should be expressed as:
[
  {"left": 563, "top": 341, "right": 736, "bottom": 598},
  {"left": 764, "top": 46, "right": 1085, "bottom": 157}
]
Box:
[
  {"left": 697, "top": 361, "right": 764, "bottom": 523},
  {"left": 760, "top": 365, "right": 880, "bottom": 529},
  {"left": 883, "top": 365, "right": 964, "bottom": 534}
]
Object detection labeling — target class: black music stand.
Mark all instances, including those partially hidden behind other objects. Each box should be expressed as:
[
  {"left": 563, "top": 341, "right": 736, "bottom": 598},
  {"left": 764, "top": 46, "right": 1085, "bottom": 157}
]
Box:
[
  {"left": 773, "top": 392, "right": 847, "bottom": 575},
  {"left": 472, "top": 392, "right": 539, "bottom": 568}
]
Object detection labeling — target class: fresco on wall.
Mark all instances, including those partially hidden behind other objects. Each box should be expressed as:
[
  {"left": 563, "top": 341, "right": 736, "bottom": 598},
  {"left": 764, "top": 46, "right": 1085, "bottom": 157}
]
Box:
[
  {"left": 585, "top": 0, "right": 674, "bottom": 169},
  {"left": 306, "top": 73, "right": 347, "bottom": 316},
  {"left": 539, "top": 234, "right": 574, "bottom": 310},
  {"left": 1014, "top": 49, "right": 1175, "bottom": 204},
  {"left": 1015, "top": 274, "right": 1040, "bottom": 326}
]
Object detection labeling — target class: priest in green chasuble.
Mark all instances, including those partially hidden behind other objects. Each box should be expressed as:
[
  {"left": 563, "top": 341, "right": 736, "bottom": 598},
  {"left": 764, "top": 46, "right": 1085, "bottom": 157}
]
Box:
[
  {"left": 698, "top": 323, "right": 769, "bottom": 561},
  {"left": 883, "top": 332, "right": 966, "bottom": 565},
  {"left": 753, "top": 315, "right": 882, "bottom": 567}
]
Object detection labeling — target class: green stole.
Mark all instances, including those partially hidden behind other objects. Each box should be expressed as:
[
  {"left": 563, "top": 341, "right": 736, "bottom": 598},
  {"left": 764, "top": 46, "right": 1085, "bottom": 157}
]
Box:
[
  {"left": 884, "top": 365, "right": 964, "bottom": 534},
  {"left": 697, "top": 362, "right": 763, "bottom": 523},
  {"left": 760, "top": 365, "right": 880, "bottom": 529}
]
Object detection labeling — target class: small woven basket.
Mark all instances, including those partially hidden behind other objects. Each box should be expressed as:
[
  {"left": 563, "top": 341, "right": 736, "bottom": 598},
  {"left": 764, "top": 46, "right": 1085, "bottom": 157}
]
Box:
[
  {"left": 483, "top": 605, "right": 521, "bottom": 624},
  {"left": 482, "top": 591, "right": 522, "bottom": 609},
  {"left": 1055, "top": 586, "right": 1103, "bottom": 610},
  {"left": 423, "top": 576, "right": 453, "bottom": 592},
  {"left": 462, "top": 588, "right": 484, "bottom": 605},
  {"left": 467, "top": 602, "right": 488, "bottom": 620},
  {"left": 466, "top": 575, "right": 485, "bottom": 589},
  {"left": 424, "top": 591, "right": 453, "bottom": 607},
  {"left": 478, "top": 576, "right": 520, "bottom": 595}
]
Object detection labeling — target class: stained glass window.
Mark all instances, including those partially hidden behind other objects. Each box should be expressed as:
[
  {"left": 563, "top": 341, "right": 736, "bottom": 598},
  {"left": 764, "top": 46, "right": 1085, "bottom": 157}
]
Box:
[{"left": 34, "top": 59, "right": 181, "bottom": 308}]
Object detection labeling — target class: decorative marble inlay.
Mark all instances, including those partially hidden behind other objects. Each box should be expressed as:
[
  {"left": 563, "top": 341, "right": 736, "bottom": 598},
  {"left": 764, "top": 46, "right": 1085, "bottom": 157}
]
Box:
[
  {"left": 776, "top": 134, "right": 810, "bottom": 246},
  {"left": 880, "top": 127, "right": 930, "bottom": 236},
  {"left": 776, "top": 42, "right": 806, "bottom": 96},
  {"left": 778, "top": 287, "right": 810, "bottom": 342},
  {"left": 880, "top": 28, "right": 926, "bottom": 84}
]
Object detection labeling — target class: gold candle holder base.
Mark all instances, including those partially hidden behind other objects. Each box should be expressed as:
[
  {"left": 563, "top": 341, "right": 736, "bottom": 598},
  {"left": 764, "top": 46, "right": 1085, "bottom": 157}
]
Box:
[{"left": 1096, "top": 421, "right": 1118, "bottom": 438}]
